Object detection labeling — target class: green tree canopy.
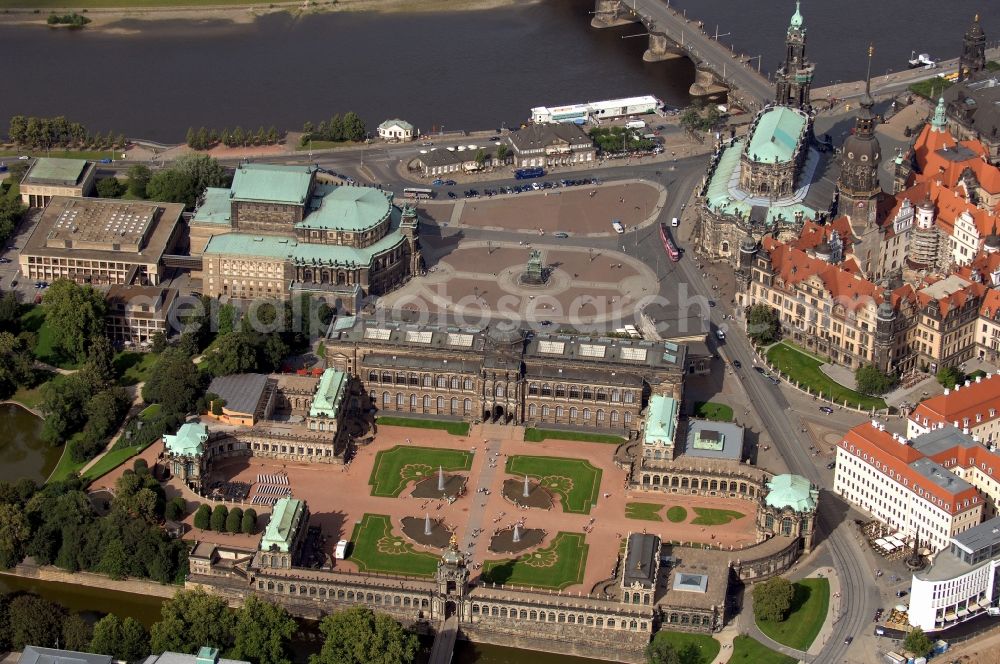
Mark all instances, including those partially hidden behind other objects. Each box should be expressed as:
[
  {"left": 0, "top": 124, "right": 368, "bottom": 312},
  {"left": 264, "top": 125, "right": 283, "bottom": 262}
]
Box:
[
  {"left": 311, "top": 607, "right": 419, "bottom": 664},
  {"left": 42, "top": 279, "right": 108, "bottom": 364},
  {"left": 0, "top": 502, "right": 32, "bottom": 568},
  {"left": 226, "top": 507, "right": 243, "bottom": 534},
  {"left": 150, "top": 588, "right": 234, "bottom": 654},
  {"left": 210, "top": 505, "right": 228, "bottom": 532},
  {"left": 746, "top": 303, "right": 780, "bottom": 345},
  {"left": 752, "top": 576, "right": 794, "bottom": 622},
  {"left": 644, "top": 636, "right": 680, "bottom": 664},
  {"left": 146, "top": 169, "right": 200, "bottom": 209},
  {"left": 241, "top": 508, "right": 257, "bottom": 534},
  {"left": 904, "top": 627, "right": 933, "bottom": 657},
  {"left": 8, "top": 593, "right": 66, "bottom": 650},
  {"left": 96, "top": 177, "right": 126, "bottom": 199},
  {"left": 127, "top": 164, "right": 152, "bottom": 198},
  {"left": 936, "top": 365, "right": 965, "bottom": 390},
  {"left": 91, "top": 614, "right": 151, "bottom": 662},
  {"left": 854, "top": 364, "right": 896, "bottom": 396},
  {"left": 142, "top": 348, "right": 205, "bottom": 416},
  {"left": 230, "top": 595, "right": 298, "bottom": 664},
  {"left": 62, "top": 612, "right": 93, "bottom": 651},
  {"left": 194, "top": 504, "right": 211, "bottom": 530}
]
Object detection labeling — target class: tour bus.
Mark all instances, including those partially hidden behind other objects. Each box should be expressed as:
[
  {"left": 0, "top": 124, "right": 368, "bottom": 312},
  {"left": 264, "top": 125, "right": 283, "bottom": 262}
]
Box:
[
  {"left": 335, "top": 540, "right": 349, "bottom": 560},
  {"left": 403, "top": 187, "right": 435, "bottom": 199},
  {"left": 515, "top": 167, "right": 545, "bottom": 180}
]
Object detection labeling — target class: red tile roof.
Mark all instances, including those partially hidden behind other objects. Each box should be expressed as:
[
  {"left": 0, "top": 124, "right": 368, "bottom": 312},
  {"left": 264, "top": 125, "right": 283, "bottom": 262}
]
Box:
[{"left": 910, "top": 374, "right": 1000, "bottom": 432}]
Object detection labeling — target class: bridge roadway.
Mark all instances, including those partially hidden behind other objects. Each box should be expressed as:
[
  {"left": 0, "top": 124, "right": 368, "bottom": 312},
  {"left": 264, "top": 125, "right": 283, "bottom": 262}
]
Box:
[
  {"left": 599, "top": 0, "right": 773, "bottom": 111},
  {"left": 428, "top": 615, "right": 459, "bottom": 664}
]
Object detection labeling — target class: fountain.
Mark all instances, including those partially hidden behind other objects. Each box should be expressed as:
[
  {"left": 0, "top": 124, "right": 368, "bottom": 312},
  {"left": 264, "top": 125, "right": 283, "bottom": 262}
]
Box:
[
  {"left": 438, "top": 466, "right": 445, "bottom": 492},
  {"left": 425, "top": 513, "right": 433, "bottom": 536},
  {"left": 523, "top": 474, "right": 530, "bottom": 498},
  {"left": 513, "top": 523, "right": 522, "bottom": 543}
]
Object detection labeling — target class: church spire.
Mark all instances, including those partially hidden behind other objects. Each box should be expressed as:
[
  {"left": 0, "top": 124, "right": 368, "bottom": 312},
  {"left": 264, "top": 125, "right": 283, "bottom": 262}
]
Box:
[
  {"left": 931, "top": 96, "right": 948, "bottom": 132},
  {"left": 861, "top": 44, "right": 874, "bottom": 108},
  {"left": 789, "top": 0, "right": 803, "bottom": 30}
]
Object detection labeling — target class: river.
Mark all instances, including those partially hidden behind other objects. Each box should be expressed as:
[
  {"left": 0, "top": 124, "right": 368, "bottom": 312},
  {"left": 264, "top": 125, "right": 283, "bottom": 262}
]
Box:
[{"left": 0, "top": 403, "right": 57, "bottom": 485}]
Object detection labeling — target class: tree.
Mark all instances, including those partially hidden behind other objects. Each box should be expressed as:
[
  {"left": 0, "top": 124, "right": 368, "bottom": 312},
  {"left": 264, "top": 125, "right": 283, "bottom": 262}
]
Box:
[
  {"left": 232, "top": 126, "right": 246, "bottom": 147},
  {"left": 39, "top": 373, "right": 91, "bottom": 444},
  {"left": 936, "top": 365, "right": 965, "bottom": 389},
  {"left": 142, "top": 349, "right": 205, "bottom": 416},
  {"left": 146, "top": 168, "right": 200, "bottom": 209},
  {"left": 150, "top": 588, "right": 234, "bottom": 654},
  {"left": 230, "top": 595, "right": 298, "bottom": 664},
  {"left": 8, "top": 593, "right": 66, "bottom": 650},
  {"left": 165, "top": 496, "right": 187, "bottom": 522},
  {"left": 241, "top": 508, "right": 257, "bottom": 534},
  {"left": 495, "top": 142, "right": 509, "bottom": 162},
  {"left": 752, "top": 577, "right": 794, "bottom": 622},
  {"left": 197, "top": 127, "right": 210, "bottom": 150},
  {"left": 226, "top": 507, "right": 243, "bottom": 534},
  {"left": 311, "top": 607, "right": 418, "bottom": 664},
  {"left": 43, "top": 279, "right": 108, "bottom": 364},
  {"left": 644, "top": 635, "right": 680, "bottom": 664},
  {"left": 341, "top": 112, "right": 366, "bottom": 142},
  {"left": 302, "top": 121, "right": 314, "bottom": 136},
  {"left": 119, "top": 617, "right": 151, "bottom": 661},
  {"left": 267, "top": 126, "right": 280, "bottom": 145},
  {"left": 474, "top": 148, "right": 486, "bottom": 168},
  {"left": 84, "top": 334, "right": 117, "bottom": 389},
  {"left": 92, "top": 613, "right": 150, "bottom": 662},
  {"left": 150, "top": 331, "right": 167, "bottom": 354},
  {"left": 210, "top": 504, "right": 228, "bottom": 532},
  {"left": 904, "top": 627, "right": 933, "bottom": 657},
  {"left": 746, "top": 303, "right": 781, "bottom": 345},
  {"left": 194, "top": 504, "right": 211, "bottom": 530},
  {"left": 63, "top": 612, "right": 93, "bottom": 651},
  {"left": 127, "top": 164, "right": 152, "bottom": 198},
  {"left": 855, "top": 364, "right": 895, "bottom": 396},
  {"left": 96, "top": 177, "right": 126, "bottom": 198},
  {"left": 0, "top": 502, "right": 32, "bottom": 568}
]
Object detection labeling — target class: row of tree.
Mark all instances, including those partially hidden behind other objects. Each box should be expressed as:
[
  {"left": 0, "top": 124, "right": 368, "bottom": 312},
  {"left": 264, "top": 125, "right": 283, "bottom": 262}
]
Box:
[
  {"left": 7, "top": 115, "right": 125, "bottom": 151},
  {"left": 185, "top": 126, "right": 284, "bottom": 150},
  {"left": 193, "top": 504, "right": 258, "bottom": 534},
  {"left": 301, "top": 112, "right": 367, "bottom": 144},
  {"left": 588, "top": 126, "right": 658, "bottom": 154}
]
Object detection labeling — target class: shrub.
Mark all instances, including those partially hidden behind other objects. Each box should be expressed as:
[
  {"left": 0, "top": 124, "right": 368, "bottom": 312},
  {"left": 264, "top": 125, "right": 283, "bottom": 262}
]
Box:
[
  {"left": 241, "top": 509, "right": 258, "bottom": 534},
  {"left": 210, "top": 504, "right": 228, "bottom": 532},
  {"left": 226, "top": 507, "right": 243, "bottom": 534},
  {"left": 193, "top": 504, "right": 211, "bottom": 530}
]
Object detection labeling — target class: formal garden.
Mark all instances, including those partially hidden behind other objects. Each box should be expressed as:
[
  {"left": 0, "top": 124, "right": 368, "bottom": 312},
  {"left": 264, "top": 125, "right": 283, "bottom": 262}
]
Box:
[
  {"left": 367, "top": 445, "right": 474, "bottom": 498},
  {"left": 481, "top": 532, "right": 588, "bottom": 589},
  {"left": 505, "top": 455, "right": 602, "bottom": 515},
  {"left": 625, "top": 502, "right": 664, "bottom": 521},
  {"left": 347, "top": 514, "right": 440, "bottom": 577},
  {"left": 765, "top": 342, "right": 887, "bottom": 410},
  {"left": 624, "top": 502, "right": 745, "bottom": 527}
]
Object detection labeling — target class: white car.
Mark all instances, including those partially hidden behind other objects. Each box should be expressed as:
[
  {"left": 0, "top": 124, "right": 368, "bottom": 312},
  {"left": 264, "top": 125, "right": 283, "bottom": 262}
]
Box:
[
  {"left": 671, "top": 217, "right": 679, "bottom": 227},
  {"left": 612, "top": 220, "right": 624, "bottom": 234},
  {"left": 715, "top": 329, "right": 726, "bottom": 341},
  {"left": 17, "top": 155, "right": 29, "bottom": 160}
]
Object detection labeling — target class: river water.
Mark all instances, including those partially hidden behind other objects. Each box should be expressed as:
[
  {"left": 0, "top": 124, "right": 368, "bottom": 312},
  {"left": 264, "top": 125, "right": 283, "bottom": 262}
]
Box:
[{"left": 0, "top": 403, "right": 57, "bottom": 484}]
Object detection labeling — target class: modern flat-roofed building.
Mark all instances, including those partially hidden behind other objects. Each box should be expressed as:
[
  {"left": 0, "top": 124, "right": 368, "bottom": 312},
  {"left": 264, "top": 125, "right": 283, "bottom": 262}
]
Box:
[
  {"left": 104, "top": 285, "right": 178, "bottom": 347},
  {"left": 19, "top": 157, "right": 96, "bottom": 207},
  {"left": 18, "top": 646, "right": 112, "bottom": 664},
  {"left": 835, "top": 421, "right": 987, "bottom": 551},
  {"left": 908, "top": 373, "right": 1000, "bottom": 444},
  {"left": 141, "top": 647, "right": 249, "bottom": 664},
  {"left": 19, "top": 196, "right": 184, "bottom": 286},
  {"left": 682, "top": 419, "right": 746, "bottom": 462},
  {"left": 908, "top": 515, "right": 1000, "bottom": 632}
]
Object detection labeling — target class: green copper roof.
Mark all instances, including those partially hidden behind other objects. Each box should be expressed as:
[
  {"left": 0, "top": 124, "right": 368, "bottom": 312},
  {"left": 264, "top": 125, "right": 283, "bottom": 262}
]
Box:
[
  {"left": 192, "top": 187, "right": 233, "bottom": 224},
  {"left": 765, "top": 474, "right": 817, "bottom": 512},
  {"left": 746, "top": 106, "right": 807, "bottom": 164},
  {"left": 231, "top": 164, "right": 315, "bottom": 205},
  {"left": 164, "top": 422, "right": 208, "bottom": 457},
  {"left": 643, "top": 394, "right": 678, "bottom": 446},
  {"left": 297, "top": 185, "right": 393, "bottom": 232},
  {"left": 261, "top": 497, "right": 305, "bottom": 553},
  {"left": 202, "top": 210, "right": 406, "bottom": 268},
  {"left": 25, "top": 157, "right": 88, "bottom": 185},
  {"left": 789, "top": 0, "right": 803, "bottom": 29},
  {"left": 932, "top": 96, "right": 948, "bottom": 131},
  {"left": 379, "top": 119, "right": 413, "bottom": 131},
  {"left": 309, "top": 369, "right": 347, "bottom": 419}
]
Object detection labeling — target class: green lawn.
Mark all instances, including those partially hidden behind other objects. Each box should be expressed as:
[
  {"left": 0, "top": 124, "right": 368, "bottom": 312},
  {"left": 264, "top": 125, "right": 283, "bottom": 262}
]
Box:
[
  {"left": 367, "top": 445, "right": 473, "bottom": 497},
  {"left": 346, "top": 514, "right": 439, "bottom": 577},
  {"left": 625, "top": 502, "right": 663, "bottom": 521},
  {"left": 376, "top": 416, "right": 470, "bottom": 436},
  {"left": 20, "top": 306, "right": 80, "bottom": 370},
  {"left": 729, "top": 636, "right": 796, "bottom": 664},
  {"left": 505, "top": 455, "right": 602, "bottom": 515},
  {"left": 83, "top": 443, "right": 149, "bottom": 481},
  {"left": 666, "top": 506, "right": 687, "bottom": 523},
  {"left": 523, "top": 428, "right": 626, "bottom": 444},
  {"left": 294, "top": 139, "right": 357, "bottom": 151},
  {"left": 649, "top": 631, "right": 720, "bottom": 664},
  {"left": 114, "top": 351, "right": 159, "bottom": 386},
  {"left": 47, "top": 433, "right": 87, "bottom": 483},
  {"left": 756, "top": 578, "right": 830, "bottom": 651},
  {"left": 693, "top": 401, "right": 734, "bottom": 422},
  {"left": 9, "top": 381, "right": 48, "bottom": 410},
  {"left": 481, "top": 532, "right": 588, "bottom": 589},
  {"left": 766, "top": 342, "right": 886, "bottom": 410},
  {"left": 139, "top": 403, "right": 161, "bottom": 422},
  {"left": 690, "top": 507, "right": 746, "bottom": 526},
  {"left": 909, "top": 77, "right": 954, "bottom": 100}
]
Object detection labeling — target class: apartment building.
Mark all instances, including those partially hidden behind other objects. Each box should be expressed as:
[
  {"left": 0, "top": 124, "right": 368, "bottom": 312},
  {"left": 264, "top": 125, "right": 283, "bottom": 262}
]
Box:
[{"left": 908, "top": 372, "right": 1000, "bottom": 444}]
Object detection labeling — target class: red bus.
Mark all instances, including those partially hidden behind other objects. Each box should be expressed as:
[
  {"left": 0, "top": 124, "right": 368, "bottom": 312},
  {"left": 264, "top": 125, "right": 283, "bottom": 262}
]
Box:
[{"left": 660, "top": 223, "right": 680, "bottom": 261}]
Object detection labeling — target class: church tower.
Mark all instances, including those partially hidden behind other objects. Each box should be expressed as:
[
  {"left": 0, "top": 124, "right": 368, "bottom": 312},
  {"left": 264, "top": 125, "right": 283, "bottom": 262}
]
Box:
[
  {"left": 774, "top": 1, "right": 815, "bottom": 109},
  {"left": 959, "top": 15, "right": 987, "bottom": 82},
  {"left": 399, "top": 203, "right": 423, "bottom": 277},
  {"left": 838, "top": 46, "right": 883, "bottom": 233}
]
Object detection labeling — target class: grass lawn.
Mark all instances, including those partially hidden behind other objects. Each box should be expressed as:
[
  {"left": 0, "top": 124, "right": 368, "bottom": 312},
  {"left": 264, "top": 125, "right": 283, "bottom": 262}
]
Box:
[
  {"left": 139, "top": 403, "right": 161, "bottom": 422},
  {"left": 47, "top": 433, "right": 87, "bottom": 483},
  {"left": 114, "top": 351, "right": 159, "bottom": 386},
  {"left": 505, "top": 455, "right": 602, "bottom": 515},
  {"left": 481, "top": 532, "right": 588, "bottom": 589},
  {"left": 766, "top": 342, "right": 886, "bottom": 410},
  {"left": 649, "top": 631, "right": 720, "bottom": 664},
  {"left": 294, "top": 139, "right": 357, "bottom": 151},
  {"left": 756, "top": 578, "right": 830, "bottom": 651},
  {"left": 666, "top": 506, "right": 687, "bottom": 523},
  {"left": 368, "top": 445, "right": 473, "bottom": 497},
  {"left": 376, "top": 416, "right": 470, "bottom": 436},
  {"left": 83, "top": 443, "right": 152, "bottom": 482},
  {"left": 625, "top": 502, "right": 663, "bottom": 521},
  {"left": 346, "top": 514, "right": 439, "bottom": 577},
  {"left": 9, "top": 382, "right": 48, "bottom": 410},
  {"left": 690, "top": 507, "right": 746, "bottom": 526},
  {"left": 523, "top": 428, "right": 626, "bottom": 444},
  {"left": 20, "top": 306, "right": 80, "bottom": 370},
  {"left": 729, "top": 636, "right": 796, "bottom": 664},
  {"left": 909, "top": 77, "right": 954, "bottom": 99},
  {"left": 693, "top": 401, "right": 734, "bottom": 422}
]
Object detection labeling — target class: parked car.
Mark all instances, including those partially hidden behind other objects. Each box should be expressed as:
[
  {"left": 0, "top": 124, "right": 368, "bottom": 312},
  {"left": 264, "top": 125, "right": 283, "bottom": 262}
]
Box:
[
  {"left": 715, "top": 329, "right": 726, "bottom": 341},
  {"left": 432, "top": 179, "right": 444, "bottom": 186},
  {"left": 826, "top": 461, "right": 836, "bottom": 470},
  {"left": 447, "top": 191, "right": 457, "bottom": 198},
  {"left": 671, "top": 217, "right": 679, "bottom": 227},
  {"left": 895, "top": 590, "right": 907, "bottom": 598},
  {"left": 444, "top": 179, "right": 457, "bottom": 186},
  {"left": 539, "top": 320, "right": 553, "bottom": 327},
  {"left": 732, "top": 360, "right": 741, "bottom": 368},
  {"left": 708, "top": 300, "right": 716, "bottom": 307},
  {"left": 17, "top": 155, "right": 29, "bottom": 160},
  {"left": 820, "top": 406, "right": 834, "bottom": 414},
  {"left": 554, "top": 232, "right": 569, "bottom": 238},
  {"left": 0, "top": 258, "right": 10, "bottom": 264},
  {"left": 844, "top": 637, "right": 853, "bottom": 645},
  {"left": 754, "top": 366, "right": 766, "bottom": 375}
]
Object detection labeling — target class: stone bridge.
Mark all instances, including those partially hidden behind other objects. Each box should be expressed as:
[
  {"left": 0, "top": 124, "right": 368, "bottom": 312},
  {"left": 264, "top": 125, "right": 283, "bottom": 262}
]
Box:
[{"left": 591, "top": 0, "right": 773, "bottom": 112}]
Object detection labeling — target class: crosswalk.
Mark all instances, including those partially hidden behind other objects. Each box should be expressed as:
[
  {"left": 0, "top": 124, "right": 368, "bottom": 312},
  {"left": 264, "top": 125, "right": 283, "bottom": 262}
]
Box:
[{"left": 256, "top": 474, "right": 288, "bottom": 485}]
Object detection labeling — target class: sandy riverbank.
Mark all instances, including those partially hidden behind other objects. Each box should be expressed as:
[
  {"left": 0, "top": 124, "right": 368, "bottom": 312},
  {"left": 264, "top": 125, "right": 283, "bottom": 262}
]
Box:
[{"left": 0, "top": 0, "right": 534, "bottom": 31}]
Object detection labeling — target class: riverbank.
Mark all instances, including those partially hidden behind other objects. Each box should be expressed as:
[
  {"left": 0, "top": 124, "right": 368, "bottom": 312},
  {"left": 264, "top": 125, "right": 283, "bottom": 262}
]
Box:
[
  {"left": 0, "top": 0, "right": 535, "bottom": 31},
  {"left": 0, "top": 561, "right": 181, "bottom": 600}
]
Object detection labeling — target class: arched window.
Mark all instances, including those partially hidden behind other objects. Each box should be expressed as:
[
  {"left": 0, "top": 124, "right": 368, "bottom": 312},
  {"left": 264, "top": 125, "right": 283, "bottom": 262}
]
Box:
[
  {"left": 368, "top": 370, "right": 378, "bottom": 382},
  {"left": 436, "top": 376, "right": 446, "bottom": 388},
  {"left": 556, "top": 406, "right": 564, "bottom": 417},
  {"left": 528, "top": 383, "right": 538, "bottom": 395},
  {"left": 624, "top": 412, "right": 632, "bottom": 424},
  {"left": 611, "top": 410, "right": 620, "bottom": 423},
  {"left": 583, "top": 387, "right": 593, "bottom": 400},
  {"left": 451, "top": 377, "right": 459, "bottom": 389},
  {"left": 542, "top": 405, "right": 550, "bottom": 417},
  {"left": 451, "top": 397, "right": 458, "bottom": 413},
  {"left": 624, "top": 391, "right": 635, "bottom": 404},
  {"left": 496, "top": 384, "right": 505, "bottom": 398},
  {"left": 611, "top": 390, "right": 620, "bottom": 402},
  {"left": 464, "top": 398, "right": 472, "bottom": 413},
  {"left": 382, "top": 392, "right": 390, "bottom": 405},
  {"left": 597, "top": 409, "right": 605, "bottom": 422},
  {"left": 437, "top": 396, "right": 445, "bottom": 411},
  {"left": 583, "top": 408, "right": 591, "bottom": 421},
  {"left": 396, "top": 393, "right": 404, "bottom": 407},
  {"left": 422, "top": 375, "right": 432, "bottom": 387},
  {"left": 423, "top": 395, "right": 431, "bottom": 409},
  {"left": 529, "top": 403, "right": 537, "bottom": 417},
  {"left": 464, "top": 378, "right": 473, "bottom": 390},
  {"left": 570, "top": 407, "right": 578, "bottom": 419},
  {"left": 410, "top": 394, "right": 417, "bottom": 407}
]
